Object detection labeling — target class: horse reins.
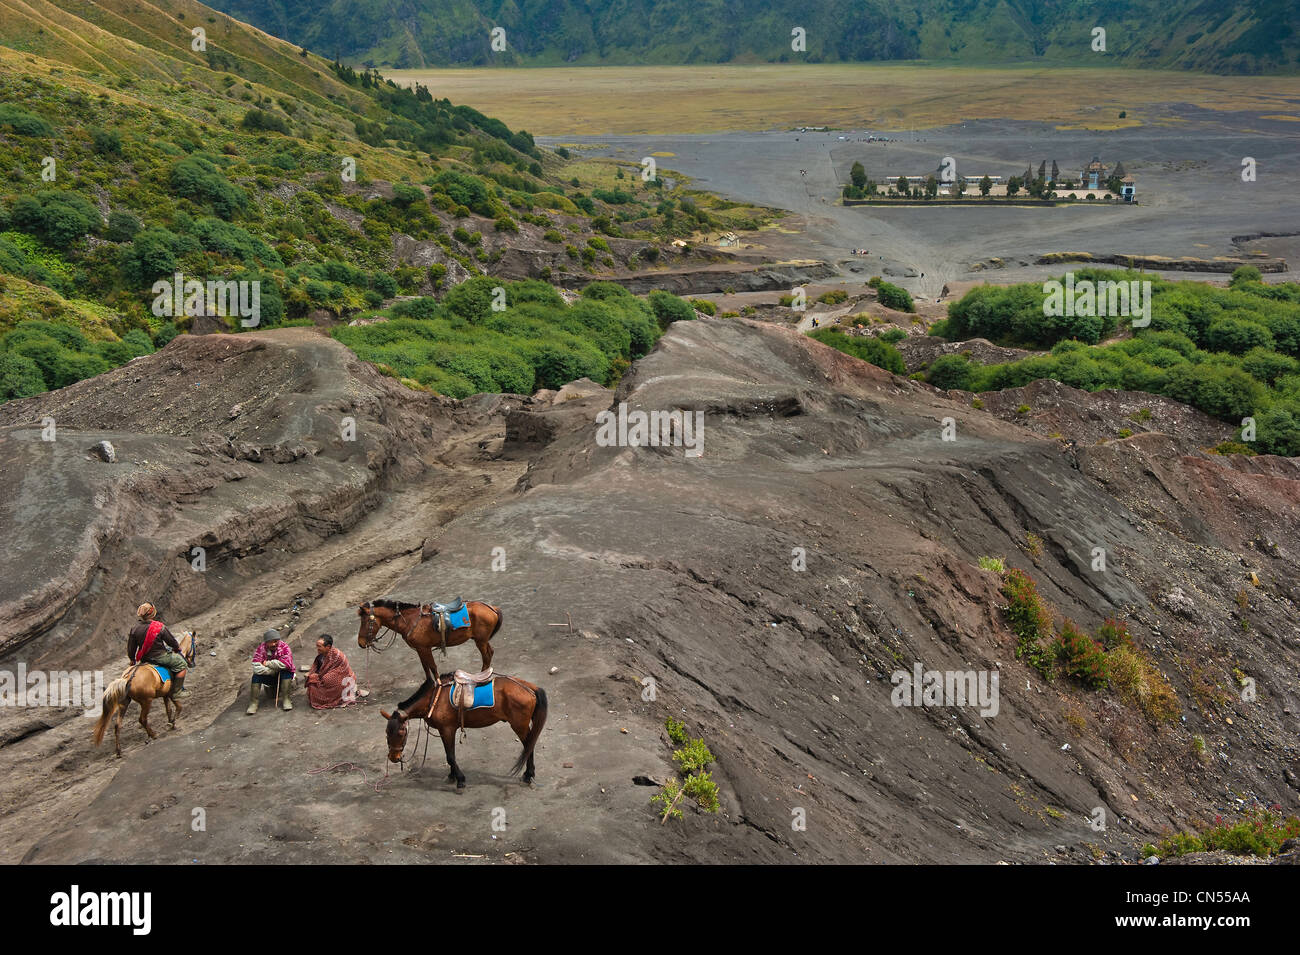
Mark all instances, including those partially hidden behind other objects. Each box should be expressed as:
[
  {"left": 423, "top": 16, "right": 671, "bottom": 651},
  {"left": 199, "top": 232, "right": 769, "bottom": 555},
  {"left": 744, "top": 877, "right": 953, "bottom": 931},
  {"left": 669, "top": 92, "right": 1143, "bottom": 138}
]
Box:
[{"left": 361, "top": 606, "right": 403, "bottom": 653}]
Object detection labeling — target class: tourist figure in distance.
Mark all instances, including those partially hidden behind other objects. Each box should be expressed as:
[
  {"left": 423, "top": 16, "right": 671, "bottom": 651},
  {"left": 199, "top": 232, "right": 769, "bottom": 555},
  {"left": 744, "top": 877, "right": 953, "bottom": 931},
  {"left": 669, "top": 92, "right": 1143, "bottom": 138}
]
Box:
[
  {"left": 247, "top": 629, "right": 294, "bottom": 714},
  {"left": 305, "top": 634, "right": 357, "bottom": 709},
  {"left": 127, "top": 603, "right": 190, "bottom": 700}
]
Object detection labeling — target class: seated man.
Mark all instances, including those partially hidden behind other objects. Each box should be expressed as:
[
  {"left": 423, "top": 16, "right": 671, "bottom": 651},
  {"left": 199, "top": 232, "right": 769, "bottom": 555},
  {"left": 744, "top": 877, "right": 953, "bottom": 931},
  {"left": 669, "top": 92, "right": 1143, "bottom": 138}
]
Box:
[
  {"left": 305, "top": 634, "right": 357, "bottom": 709},
  {"left": 247, "top": 629, "right": 295, "bottom": 714},
  {"left": 127, "top": 603, "right": 190, "bottom": 700}
]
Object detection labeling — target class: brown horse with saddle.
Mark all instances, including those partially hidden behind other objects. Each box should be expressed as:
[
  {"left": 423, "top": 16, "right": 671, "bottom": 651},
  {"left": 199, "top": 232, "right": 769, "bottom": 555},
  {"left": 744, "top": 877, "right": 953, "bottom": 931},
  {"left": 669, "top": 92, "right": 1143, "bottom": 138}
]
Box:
[
  {"left": 356, "top": 597, "right": 502, "bottom": 681},
  {"left": 93, "top": 630, "right": 198, "bottom": 757},
  {"left": 381, "top": 668, "right": 547, "bottom": 789}
]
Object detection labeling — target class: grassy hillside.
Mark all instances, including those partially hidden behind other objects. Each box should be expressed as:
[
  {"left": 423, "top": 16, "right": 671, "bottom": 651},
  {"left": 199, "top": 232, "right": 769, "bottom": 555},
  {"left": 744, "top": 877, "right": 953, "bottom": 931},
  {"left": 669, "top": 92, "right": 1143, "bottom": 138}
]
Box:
[
  {"left": 0, "top": 0, "right": 735, "bottom": 402},
  {"left": 205, "top": 0, "right": 1300, "bottom": 74},
  {"left": 920, "top": 267, "right": 1300, "bottom": 455}
]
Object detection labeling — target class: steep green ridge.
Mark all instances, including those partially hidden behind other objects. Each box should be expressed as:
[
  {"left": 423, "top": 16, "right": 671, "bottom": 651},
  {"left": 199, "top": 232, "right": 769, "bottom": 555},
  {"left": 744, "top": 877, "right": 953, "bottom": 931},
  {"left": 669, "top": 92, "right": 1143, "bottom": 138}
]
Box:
[
  {"left": 204, "top": 0, "right": 1299, "bottom": 74},
  {"left": 0, "top": 0, "right": 713, "bottom": 401}
]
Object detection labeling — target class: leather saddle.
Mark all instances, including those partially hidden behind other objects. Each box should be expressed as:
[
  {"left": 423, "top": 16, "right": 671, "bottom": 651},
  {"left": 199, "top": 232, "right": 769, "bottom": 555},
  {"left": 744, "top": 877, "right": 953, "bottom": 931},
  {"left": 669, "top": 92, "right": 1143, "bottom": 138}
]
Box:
[
  {"left": 430, "top": 597, "right": 465, "bottom": 615},
  {"left": 423, "top": 598, "right": 469, "bottom": 653},
  {"left": 451, "top": 668, "right": 494, "bottom": 710}
]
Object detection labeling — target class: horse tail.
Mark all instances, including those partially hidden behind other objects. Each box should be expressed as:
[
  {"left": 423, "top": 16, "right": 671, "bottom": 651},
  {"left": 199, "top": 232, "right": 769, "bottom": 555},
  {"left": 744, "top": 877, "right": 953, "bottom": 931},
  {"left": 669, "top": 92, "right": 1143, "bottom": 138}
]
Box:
[
  {"left": 488, "top": 604, "right": 504, "bottom": 641},
  {"left": 510, "top": 686, "right": 547, "bottom": 776},
  {"left": 92, "top": 679, "right": 128, "bottom": 746}
]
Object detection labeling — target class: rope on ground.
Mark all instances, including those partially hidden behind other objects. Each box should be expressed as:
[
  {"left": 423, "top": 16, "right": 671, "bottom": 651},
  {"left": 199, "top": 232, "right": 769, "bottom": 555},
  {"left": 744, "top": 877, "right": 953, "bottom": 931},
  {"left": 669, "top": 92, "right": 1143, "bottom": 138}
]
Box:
[{"left": 307, "top": 761, "right": 392, "bottom": 793}]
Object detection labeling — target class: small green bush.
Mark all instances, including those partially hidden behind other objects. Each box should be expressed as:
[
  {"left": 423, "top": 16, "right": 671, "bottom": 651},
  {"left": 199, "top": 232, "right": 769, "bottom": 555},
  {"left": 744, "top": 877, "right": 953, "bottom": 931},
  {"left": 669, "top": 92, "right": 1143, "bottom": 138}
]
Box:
[
  {"left": 1052, "top": 620, "right": 1109, "bottom": 689},
  {"left": 876, "top": 281, "right": 914, "bottom": 312}
]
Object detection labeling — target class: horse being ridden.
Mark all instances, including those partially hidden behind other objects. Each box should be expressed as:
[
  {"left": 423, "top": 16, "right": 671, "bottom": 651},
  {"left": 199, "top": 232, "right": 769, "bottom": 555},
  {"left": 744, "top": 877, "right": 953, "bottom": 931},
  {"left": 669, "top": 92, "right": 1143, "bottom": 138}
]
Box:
[
  {"left": 381, "top": 672, "right": 546, "bottom": 789},
  {"left": 93, "top": 630, "right": 198, "bottom": 757}
]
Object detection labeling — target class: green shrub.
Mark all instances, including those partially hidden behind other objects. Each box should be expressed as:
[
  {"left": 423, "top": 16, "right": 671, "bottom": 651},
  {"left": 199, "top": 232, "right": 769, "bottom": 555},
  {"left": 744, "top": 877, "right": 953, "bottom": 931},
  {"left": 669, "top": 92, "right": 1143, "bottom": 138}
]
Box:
[
  {"left": 647, "top": 290, "right": 695, "bottom": 330},
  {"left": 103, "top": 210, "right": 141, "bottom": 243},
  {"left": 240, "top": 109, "right": 291, "bottom": 134},
  {"left": 652, "top": 726, "right": 720, "bottom": 822},
  {"left": 91, "top": 128, "right": 123, "bottom": 157},
  {"left": 1052, "top": 620, "right": 1108, "bottom": 689},
  {"left": 430, "top": 170, "right": 495, "bottom": 217},
  {"left": 390, "top": 297, "right": 442, "bottom": 320},
  {"left": 808, "top": 327, "right": 906, "bottom": 375},
  {"left": 1149, "top": 811, "right": 1300, "bottom": 859},
  {"left": 120, "top": 227, "right": 181, "bottom": 284},
  {"left": 443, "top": 276, "right": 499, "bottom": 323},
  {"left": 876, "top": 282, "right": 914, "bottom": 312},
  {"left": 0, "top": 352, "right": 46, "bottom": 400},
  {"left": 927, "top": 353, "right": 974, "bottom": 390},
  {"left": 1001, "top": 568, "right": 1053, "bottom": 676},
  {"left": 333, "top": 279, "right": 661, "bottom": 399},
  {"left": 390, "top": 183, "right": 424, "bottom": 207},
  {"left": 0, "top": 105, "right": 53, "bottom": 137},
  {"left": 10, "top": 191, "right": 100, "bottom": 249},
  {"left": 169, "top": 155, "right": 247, "bottom": 219}
]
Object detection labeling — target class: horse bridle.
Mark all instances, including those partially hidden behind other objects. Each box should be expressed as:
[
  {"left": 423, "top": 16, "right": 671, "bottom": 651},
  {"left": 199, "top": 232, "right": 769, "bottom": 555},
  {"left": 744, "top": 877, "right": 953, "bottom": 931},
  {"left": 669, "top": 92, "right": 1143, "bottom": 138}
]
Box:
[{"left": 360, "top": 603, "right": 404, "bottom": 652}]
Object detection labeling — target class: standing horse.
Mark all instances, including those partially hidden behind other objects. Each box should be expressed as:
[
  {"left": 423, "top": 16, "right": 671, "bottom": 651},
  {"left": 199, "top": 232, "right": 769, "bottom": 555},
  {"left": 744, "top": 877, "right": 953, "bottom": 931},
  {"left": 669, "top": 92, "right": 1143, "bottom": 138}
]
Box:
[
  {"left": 381, "top": 673, "right": 546, "bottom": 789},
  {"left": 356, "top": 599, "right": 502, "bottom": 681},
  {"left": 93, "top": 631, "right": 197, "bottom": 757}
]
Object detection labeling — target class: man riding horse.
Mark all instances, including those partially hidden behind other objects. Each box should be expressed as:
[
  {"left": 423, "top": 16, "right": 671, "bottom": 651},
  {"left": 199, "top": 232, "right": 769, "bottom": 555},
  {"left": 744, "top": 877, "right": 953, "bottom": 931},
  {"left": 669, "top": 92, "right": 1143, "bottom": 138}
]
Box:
[{"left": 127, "top": 603, "right": 191, "bottom": 700}]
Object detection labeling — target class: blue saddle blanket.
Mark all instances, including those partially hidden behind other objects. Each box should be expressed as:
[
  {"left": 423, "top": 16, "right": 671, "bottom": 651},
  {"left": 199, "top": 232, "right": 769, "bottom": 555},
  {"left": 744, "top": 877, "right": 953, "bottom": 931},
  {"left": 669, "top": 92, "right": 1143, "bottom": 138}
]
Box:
[
  {"left": 446, "top": 605, "right": 470, "bottom": 630},
  {"left": 469, "top": 681, "right": 494, "bottom": 709},
  {"left": 151, "top": 665, "right": 171, "bottom": 683}
]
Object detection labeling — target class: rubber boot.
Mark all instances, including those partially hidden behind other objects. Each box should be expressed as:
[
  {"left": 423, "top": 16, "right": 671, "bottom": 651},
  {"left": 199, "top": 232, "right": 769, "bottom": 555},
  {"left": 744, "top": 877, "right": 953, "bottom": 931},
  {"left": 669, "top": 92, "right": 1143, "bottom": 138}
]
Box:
[
  {"left": 245, "top": 680, "right": 260, "bottom": 715},
  {"left": 171, "top": 671, "right": 191, "bottom": 700},
  {"left": 280, "top": 678, "right": 293, "bottom": 711}
]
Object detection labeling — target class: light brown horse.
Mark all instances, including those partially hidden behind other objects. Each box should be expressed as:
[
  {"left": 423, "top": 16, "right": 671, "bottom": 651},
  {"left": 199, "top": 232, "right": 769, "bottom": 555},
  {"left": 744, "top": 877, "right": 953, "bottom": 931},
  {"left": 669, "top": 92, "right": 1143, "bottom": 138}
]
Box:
[
  {"left": 356, "top": 599, "right": 502, "bottom": 681},
  {"left": 381, "top": 672, "right": 547, "bottom": 789},
  {"left": 92, "top": 631, "right": 196, "bottom": 757}
]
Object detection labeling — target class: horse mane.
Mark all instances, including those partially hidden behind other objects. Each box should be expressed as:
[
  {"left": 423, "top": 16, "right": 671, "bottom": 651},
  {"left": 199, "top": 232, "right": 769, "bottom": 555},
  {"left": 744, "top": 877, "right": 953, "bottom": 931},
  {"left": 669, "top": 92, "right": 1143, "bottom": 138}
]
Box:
[
  {"left": 398, "top": 675, "right": 437, "bottom": 712},
  {"left": 373, "top": 598, "right": 420, "bottom": 612}
]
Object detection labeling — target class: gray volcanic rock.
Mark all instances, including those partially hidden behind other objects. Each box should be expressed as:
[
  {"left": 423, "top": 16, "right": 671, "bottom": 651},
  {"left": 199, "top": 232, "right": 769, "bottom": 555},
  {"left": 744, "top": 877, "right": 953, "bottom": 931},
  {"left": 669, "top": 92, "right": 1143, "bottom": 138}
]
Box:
[
  {"left": 9, "top": 318, "right": 1300, "bottom": 864},
  {"left": 0, "top": 329, "right": 455, "bottom": 666}
]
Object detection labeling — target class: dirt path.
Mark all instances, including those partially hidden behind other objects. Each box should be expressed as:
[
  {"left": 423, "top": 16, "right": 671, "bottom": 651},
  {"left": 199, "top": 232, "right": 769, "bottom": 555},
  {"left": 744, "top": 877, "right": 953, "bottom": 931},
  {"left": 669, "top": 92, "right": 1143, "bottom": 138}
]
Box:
[{"left": 0, "top": 417, "right": 525, "bottom": 864}]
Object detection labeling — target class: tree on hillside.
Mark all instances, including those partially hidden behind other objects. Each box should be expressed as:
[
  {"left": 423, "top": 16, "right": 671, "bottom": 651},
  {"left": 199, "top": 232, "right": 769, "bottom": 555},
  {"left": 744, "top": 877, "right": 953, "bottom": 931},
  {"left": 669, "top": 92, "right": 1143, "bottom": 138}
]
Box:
[
  {"left": 979, "top": 175, "right": 992, "bottom": 196},
  {"left": 927, "top": 353, "right": 975, "bottom": 390},
  {"left": 895, "top": 175, "right": 909, "bottom": 196},
  {"left": 850, "top": 161, "right": 867, "bottom": 189},
  {"left": 924, "top": 175, "right": 939, "bottom": 199},
  {"left": 1006, "top": 176, "right": 1021, "bottom": 197},
  {"left": 11, "top": 191, "right": 100, "bottom": 249}
]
